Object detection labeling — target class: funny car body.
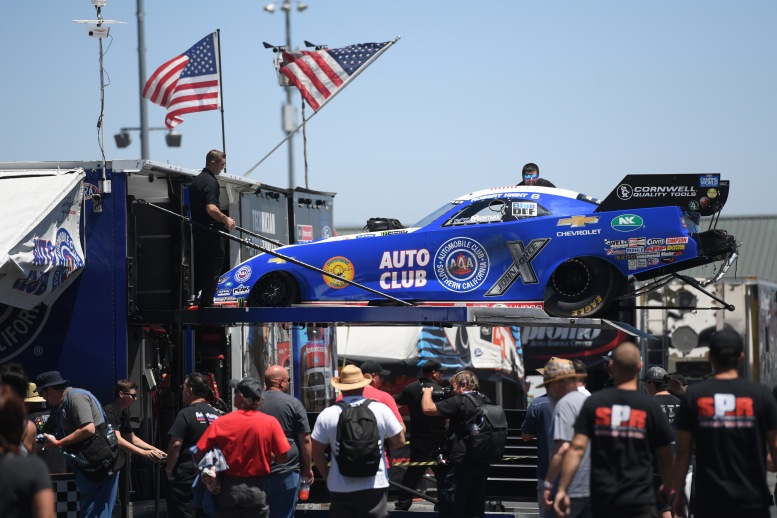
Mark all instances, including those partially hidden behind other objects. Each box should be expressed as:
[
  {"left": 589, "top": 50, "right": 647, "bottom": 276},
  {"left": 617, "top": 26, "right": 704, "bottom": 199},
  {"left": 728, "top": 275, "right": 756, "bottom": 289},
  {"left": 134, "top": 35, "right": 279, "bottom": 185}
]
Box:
[{"left": 213, "top": 174, "right": 737, "bottom": 318}]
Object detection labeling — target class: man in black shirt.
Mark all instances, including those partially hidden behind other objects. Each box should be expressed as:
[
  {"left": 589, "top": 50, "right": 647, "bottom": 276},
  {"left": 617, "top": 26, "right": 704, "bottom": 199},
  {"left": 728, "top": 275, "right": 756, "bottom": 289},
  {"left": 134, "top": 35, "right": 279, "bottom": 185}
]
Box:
[
  {"left": 104, "top": 380, "right": 166, "bottom": 518},
  {"left": 644, "top": 366, "right": 680, "bottom": 518},
  {"left": 517, "top": 163, "right": 556, "bottom": 188},
  {"left": 421, "top": 370, "right": 490, "bottom": 518},
  {"left": 672, "top": 329, "right": 777, "bottom": 517},
  {"left": 394, "top": 359, "right": 447, "bottom": 511},
  {"left": 165, "top": 373, "right": 222, "bottom": 518},
  {"left": 554, "top": 343, "right": 675, "bottom": 518},
  {"left": 189, "top": 149, "right": 235, "bottom": 307}
]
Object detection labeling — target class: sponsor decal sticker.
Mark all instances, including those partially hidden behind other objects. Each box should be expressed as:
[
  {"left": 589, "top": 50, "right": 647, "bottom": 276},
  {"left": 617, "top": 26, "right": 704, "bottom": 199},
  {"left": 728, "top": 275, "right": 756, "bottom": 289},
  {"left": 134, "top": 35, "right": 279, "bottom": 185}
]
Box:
[
  {"left": 628, "top": 237, "right": 646, "bottom": 247},
  {"left": 666, "top": 237, "right": 689, "bottom": 244},
  {"left": 645, "top": 246, "right": 666, "bottom": 252},
  {"left": 485, "top": 238, "right": 550, "bottom": 296},
  {"left": 699, "top": 174, "right": 719, "bottom": 188},
  {"left": 216, "top": 289, "right": 231, "bottom": 298},
  {"left": 707, "top": 189, "right": 718, "bottom": 199},
  {"left": 512, "top": 202, "right": 538, "bottom": 217},
  {"left": 434, "top": 237, "right": 490, "bottom": 293},
  {"left": 234, "top": 265, "right": 252, "bottom": 283},
  {"left": 688, "top": 200, "right": 700, "bottom": 211},
  {"left": 605, "top": 239, "right": 628, "bottom": 248},
  {"left": 558, "top": 215, "right": 600, "bottom": 228},
  {"left": 617, "top": 184, "right": 633, "bottom": 200},
  {"left": 611, "top": 214, "right": 644, "bottom": 232},
  {"left": 297, "top": 224, "right": 314, "bottom": 242},
  {"left": 666, "top": 244, "right": 686, "bottom": 251},
  {"left": 378, "top": 249, "right": 430, "bottom": 290},
  {"left": 322, "top": 256, "right": 355, "bottom": 289},
  {"left": 233, "top": 285, "right": 250, "bottom": 296},
  {"left": 647, "top": 238, "right": 664, "bottom": 245}
]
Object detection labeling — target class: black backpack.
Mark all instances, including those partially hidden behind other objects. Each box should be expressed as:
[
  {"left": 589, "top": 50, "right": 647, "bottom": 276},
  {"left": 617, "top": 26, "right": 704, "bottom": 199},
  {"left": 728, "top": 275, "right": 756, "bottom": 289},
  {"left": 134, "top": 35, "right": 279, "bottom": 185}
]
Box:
[
  {"left": 335, "top": 399, "right": 382, "bottom": 477},
  {"left": 463, "top": 393, "right": 508, "bottom": 464}
]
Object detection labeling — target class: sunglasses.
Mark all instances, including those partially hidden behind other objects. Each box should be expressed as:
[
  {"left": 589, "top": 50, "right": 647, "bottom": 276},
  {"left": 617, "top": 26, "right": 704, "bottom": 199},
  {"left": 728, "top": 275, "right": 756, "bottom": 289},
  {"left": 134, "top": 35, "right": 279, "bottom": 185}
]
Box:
[
  {"left": 122, "top": 392, "right": 138, "bottom": 399},
  {"left": 524, "top": 173, "right": 539, "bottom": 179}
]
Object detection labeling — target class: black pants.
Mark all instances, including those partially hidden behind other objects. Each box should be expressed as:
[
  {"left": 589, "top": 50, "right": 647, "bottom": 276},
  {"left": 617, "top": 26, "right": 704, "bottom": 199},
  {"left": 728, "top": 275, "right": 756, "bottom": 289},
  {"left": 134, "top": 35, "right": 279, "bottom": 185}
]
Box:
[
  {"left": 193, "top": 227, "right": 226, "bottom": 307},
  {"left": 396, "top": 442, "right": 443, "bottom": 507},
  {"left": 438, "top": 461, "right": 489, "bottom": 518}
]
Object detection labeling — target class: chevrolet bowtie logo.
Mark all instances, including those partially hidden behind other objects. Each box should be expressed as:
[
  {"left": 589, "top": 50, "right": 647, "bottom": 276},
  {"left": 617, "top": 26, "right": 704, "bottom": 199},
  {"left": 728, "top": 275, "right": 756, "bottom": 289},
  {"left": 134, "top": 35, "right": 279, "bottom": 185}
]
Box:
[{"left": 557, "top": 216, "right": 600, "bottom": 228}]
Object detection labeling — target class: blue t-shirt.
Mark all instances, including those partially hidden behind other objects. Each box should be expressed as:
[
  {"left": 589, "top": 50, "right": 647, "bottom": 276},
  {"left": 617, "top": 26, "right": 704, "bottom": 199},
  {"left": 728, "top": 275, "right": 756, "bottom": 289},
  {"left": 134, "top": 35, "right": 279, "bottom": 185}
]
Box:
[{"left": 521, "top": 394, "right": 553, "bottom": 480}]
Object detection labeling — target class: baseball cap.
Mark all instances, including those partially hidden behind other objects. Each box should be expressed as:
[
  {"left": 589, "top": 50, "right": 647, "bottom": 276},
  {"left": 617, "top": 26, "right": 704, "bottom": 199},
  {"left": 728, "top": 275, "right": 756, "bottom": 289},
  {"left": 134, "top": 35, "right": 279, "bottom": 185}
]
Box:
[
  {"left": 360, "top": 360, "right": 390, "bottom": 377},
  {"left": 708, "top": 328, "right": 744, "bottom": 359},
  {"left": 229, "top": 377, "right": 263, "bottom": 400},
  {"left": 421, "top": 359, "right": 447, "bottom": 374},
  {"left": 643, "top": 366, "right": 669, "bottom": 384}
]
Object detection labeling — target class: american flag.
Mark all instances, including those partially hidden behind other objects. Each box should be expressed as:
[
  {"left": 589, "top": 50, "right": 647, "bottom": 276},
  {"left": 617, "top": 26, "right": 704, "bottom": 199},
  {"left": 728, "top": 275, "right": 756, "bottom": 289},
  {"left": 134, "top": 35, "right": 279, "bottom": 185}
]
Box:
[
  {"left": 280, "top": 42, "right": 390, "bottom": 111},
  {"left": 143, "top": 33, "right": 221, "bottom": 129}
]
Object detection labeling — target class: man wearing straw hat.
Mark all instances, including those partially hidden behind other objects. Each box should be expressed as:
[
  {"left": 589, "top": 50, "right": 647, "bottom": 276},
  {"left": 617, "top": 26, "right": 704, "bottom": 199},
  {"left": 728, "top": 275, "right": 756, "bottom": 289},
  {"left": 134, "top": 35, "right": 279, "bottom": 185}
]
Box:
[
  {"left": 311, "top": 365, "right": 405, "bottom": 518},
  {"left": 536, "top": 358, "right": 591, "bottom": 518}
]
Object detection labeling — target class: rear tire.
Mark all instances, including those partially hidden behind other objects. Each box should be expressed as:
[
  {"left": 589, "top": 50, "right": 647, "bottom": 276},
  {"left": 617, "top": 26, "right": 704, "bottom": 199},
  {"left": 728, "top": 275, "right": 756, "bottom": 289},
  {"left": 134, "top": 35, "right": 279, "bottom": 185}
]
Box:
[
  {"left": 248, "top": 272, "right": 299, "bottom": 307},
  {"left": 544, "top": 258, "right": 623, "bottom": 318}
]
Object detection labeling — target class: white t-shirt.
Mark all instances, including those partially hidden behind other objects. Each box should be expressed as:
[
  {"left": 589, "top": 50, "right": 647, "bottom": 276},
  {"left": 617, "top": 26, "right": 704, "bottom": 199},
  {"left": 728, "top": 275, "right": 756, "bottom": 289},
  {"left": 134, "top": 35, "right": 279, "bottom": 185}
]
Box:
[{"left": 311, "top": 395, "right": 403, "bottom": 493}]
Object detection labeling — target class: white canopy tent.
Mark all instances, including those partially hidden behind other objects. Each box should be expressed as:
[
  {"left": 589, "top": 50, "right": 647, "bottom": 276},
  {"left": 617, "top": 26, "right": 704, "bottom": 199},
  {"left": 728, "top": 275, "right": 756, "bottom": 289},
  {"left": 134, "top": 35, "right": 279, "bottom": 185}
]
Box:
[{"left": 0, "top": 169, "right": 86, "bottom": 309}]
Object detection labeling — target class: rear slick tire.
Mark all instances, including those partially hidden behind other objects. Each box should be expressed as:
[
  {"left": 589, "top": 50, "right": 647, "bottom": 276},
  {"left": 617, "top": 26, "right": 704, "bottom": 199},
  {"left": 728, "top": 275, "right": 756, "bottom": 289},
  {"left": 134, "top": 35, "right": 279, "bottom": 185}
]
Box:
[{"left": 544, "top": 258, "right": 623, "bottom": 318}]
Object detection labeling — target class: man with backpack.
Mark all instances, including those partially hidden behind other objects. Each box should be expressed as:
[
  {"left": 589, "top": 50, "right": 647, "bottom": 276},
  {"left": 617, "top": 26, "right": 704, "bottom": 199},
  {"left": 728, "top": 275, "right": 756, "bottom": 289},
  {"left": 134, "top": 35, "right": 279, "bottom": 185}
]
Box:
[
  {"left": 37, "top": 370, "right": 121, "bottom": 518},
  {"left": 421, "top": 370, "right": 507, "bottom": 518},
  {"left": 311, "top": 364, "right": 405, "bottom": 518}
]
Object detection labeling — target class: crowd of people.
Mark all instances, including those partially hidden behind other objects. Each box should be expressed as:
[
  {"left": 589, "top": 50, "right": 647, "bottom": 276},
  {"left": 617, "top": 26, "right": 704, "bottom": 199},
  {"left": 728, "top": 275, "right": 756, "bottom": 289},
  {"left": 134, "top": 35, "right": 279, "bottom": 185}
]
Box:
[{"left": 2, "top": 327, "right": 777, "bottom": 518}]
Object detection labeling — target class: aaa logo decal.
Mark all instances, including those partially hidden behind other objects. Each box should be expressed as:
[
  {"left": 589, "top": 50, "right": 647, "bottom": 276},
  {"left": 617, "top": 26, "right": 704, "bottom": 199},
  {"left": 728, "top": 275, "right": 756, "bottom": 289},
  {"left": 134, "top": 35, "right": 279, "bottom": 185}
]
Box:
[
  {"left": 323, "top": 256, "right": 355, "bottom": 289},
  {"left": 611, "top": 214, "right": 644, "bottom": 232},
  {"left": 434, "top": 238, "right": 489, "bottom": 293},
  {"left": 234, "top": 265, "right": 252, "bottom": 283}
]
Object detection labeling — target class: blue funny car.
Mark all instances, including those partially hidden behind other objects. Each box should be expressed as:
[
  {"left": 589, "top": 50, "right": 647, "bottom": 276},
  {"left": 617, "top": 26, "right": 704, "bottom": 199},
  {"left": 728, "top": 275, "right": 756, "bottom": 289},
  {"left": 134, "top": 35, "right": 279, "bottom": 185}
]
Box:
[{"left": 213, "top": 174, "right": 736, "bottom": 318}]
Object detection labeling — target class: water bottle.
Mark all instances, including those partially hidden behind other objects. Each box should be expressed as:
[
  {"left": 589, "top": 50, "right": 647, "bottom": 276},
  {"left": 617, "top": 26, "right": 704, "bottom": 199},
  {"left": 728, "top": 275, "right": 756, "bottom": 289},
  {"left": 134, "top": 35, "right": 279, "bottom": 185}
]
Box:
[
  {"left": 299, "top": 479, "right": 310, "bottom": 501},
  {"left": 106, "top": 424, "right": 119, "bottom": 449}
]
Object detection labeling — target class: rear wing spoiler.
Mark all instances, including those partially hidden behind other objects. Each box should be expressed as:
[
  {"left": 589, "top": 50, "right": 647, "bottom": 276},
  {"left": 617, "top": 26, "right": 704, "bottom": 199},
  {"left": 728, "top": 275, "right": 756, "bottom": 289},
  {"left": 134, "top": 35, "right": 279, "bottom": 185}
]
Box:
[{"left": 595, "top": 174, "right": 729, "bottom": 217}]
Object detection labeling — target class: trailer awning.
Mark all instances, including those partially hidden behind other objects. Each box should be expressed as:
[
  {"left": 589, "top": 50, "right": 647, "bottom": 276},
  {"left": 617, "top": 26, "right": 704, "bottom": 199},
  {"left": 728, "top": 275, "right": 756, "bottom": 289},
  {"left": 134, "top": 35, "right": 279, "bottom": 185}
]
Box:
[{"left": 0, "top": 169, "right": 86, "bottom": 309}]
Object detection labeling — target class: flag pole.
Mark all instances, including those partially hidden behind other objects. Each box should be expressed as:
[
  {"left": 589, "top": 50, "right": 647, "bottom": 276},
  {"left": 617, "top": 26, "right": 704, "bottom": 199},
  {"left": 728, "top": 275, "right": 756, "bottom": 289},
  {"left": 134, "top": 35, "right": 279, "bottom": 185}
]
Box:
[
  {"left": 242, "top": 36, "right": 401, "bottom": 178},
  {"left": 215, "top": 29, "right": 227, "bottom": 171}
]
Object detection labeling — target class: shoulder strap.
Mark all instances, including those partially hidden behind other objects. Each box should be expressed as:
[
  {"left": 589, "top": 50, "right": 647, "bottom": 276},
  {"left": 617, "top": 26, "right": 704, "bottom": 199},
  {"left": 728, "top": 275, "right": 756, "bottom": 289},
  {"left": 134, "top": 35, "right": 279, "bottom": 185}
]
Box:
[
  {"left": 65, "top": 388, "right": 109, "bottom": 424},
  {"left": 463, "top": 393, "right": 483, "bottom": 407}
]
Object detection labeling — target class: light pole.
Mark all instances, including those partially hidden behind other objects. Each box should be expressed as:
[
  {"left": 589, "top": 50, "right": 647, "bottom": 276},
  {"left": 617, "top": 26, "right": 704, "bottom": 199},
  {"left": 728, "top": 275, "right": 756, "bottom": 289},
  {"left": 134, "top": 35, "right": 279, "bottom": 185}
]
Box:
[{"left": 265, "top": 1, "right": 308, "bottom": 189}]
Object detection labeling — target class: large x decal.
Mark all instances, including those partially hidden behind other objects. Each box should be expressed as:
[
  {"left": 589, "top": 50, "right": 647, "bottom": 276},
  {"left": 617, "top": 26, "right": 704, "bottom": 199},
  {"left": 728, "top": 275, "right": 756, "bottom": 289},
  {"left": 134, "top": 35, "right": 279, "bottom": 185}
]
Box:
[{"left": 485, "top": 238, "right": 550, "bottom": 296}]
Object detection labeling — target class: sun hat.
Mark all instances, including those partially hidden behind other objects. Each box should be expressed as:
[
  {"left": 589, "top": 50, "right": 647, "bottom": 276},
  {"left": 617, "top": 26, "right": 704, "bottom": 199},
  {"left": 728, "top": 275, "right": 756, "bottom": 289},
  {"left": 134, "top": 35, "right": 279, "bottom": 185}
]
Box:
[
  {"left": 331, "top": 364, "right": 372, "bottom": 391},
  {"left": 537, "top": 357, "right": 586, "bottom": 388},
  {"left": 25, "top": 383, "right": 46, "bottom": 403},
  {"left": 34, "top": 371, "right": 70, "bottom": 393}
]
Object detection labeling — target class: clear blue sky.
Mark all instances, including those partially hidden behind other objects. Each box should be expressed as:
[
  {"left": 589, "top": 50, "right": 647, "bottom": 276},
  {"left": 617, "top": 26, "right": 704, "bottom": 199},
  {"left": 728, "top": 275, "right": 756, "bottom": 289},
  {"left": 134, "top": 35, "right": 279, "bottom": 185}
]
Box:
[{"left": 2, "top": 1, "right": 775, "bottom": 227}]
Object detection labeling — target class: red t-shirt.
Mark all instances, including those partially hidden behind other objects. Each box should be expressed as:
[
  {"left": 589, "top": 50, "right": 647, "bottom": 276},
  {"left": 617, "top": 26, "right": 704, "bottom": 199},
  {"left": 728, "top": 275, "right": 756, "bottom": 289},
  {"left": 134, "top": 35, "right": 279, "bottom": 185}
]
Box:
[{"left": 197, "top": 409, "right": 290, "bottom": 477}]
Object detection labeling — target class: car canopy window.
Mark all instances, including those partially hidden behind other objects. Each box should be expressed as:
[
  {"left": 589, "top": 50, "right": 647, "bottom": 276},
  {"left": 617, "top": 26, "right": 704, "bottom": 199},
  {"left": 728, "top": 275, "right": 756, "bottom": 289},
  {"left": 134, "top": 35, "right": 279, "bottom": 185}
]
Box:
[{"left": 443, "top": 197, "right": 552, "bottom": 226}]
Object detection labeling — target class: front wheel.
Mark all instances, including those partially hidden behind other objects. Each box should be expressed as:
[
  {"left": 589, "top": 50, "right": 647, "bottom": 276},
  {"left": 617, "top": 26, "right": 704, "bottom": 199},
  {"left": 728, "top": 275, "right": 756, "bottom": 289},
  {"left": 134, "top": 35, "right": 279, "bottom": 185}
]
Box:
[
  {"left": 248, "top": 272, "right": 299, "bottom": 307},
  {"left": 544, "top": 258, "right": 623, "bottom": 318}
]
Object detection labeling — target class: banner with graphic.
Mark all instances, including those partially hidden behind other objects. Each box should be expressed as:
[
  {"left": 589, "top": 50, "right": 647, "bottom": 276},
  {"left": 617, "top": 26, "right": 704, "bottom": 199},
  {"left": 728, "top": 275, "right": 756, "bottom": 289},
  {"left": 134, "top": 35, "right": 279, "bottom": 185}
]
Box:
[
  {"left": 335, "top": 324, "right": 524, "bottom": 381},
  {"left": 0, "top": 170, "right": 86, "bottom": 310}
]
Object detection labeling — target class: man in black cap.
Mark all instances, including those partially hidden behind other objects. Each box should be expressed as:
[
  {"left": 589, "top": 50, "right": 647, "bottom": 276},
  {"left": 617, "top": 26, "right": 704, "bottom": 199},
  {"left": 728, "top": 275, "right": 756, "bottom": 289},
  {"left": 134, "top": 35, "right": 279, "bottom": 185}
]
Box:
[
  {"left": 394, "top": 359, "right": 447, "bottom": 511},
  {"left": 671, "top": 329, "right": 777, "bottom": 517},
  {"left": 197, "top": 376, "right": 290, "bottom": 518},
  {"left": 36, "top": 370, "right": 121, "bottom": 518}
]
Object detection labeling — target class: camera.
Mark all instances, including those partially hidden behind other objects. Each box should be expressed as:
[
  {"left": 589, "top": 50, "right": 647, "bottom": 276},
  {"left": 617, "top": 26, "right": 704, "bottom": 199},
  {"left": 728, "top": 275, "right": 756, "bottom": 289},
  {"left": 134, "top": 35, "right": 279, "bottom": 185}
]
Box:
[{"left": 431, "top": 386, "right": 452, "bottom": 401}]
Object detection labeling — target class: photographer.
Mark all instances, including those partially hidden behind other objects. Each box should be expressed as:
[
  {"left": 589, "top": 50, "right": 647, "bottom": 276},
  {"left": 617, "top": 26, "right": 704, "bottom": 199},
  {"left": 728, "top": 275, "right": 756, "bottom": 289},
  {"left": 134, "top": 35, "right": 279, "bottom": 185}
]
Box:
[
  {"left": 36, "top": 371, "right": 119, "bottom": 518},
  {"left": 421, "top": 370, "right": 489, "bottom": 518},
  {"left": 394, "top": 360, "right": 447, "bottom": 511}
]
